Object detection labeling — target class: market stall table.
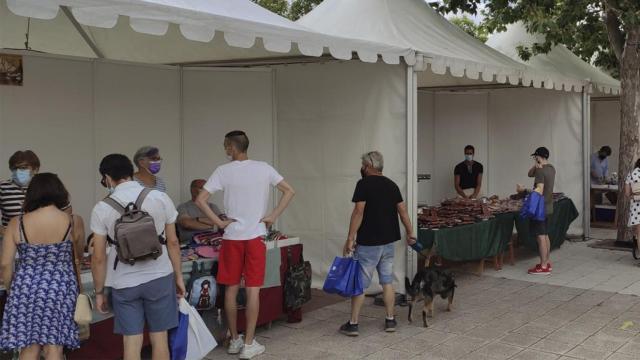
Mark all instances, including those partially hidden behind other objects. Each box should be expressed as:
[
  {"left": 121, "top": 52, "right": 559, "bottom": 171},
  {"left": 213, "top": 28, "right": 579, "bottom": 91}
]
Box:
[
  {"left": 591, "top": 184, "right": 619, "bottom": 225},
  {"left": 514, "top": 198, "right": 579, "bottom": 251},
  {"left": 417, "top": 212, "right": 516, "bottom": 273},
  {"left": 69, "top": 238, "right": 302, "bottom": 359}
]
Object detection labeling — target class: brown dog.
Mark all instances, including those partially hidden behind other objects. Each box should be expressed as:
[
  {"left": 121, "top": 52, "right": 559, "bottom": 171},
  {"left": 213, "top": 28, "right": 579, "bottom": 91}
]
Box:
[{"left": 405, "top": 267, "right": 456, "bottom": 327}]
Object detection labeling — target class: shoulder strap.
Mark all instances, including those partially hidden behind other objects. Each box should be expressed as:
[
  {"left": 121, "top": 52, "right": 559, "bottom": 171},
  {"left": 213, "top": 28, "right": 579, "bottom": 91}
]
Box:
[
  {"left": 19, "top": 215, "right": 28, "bottom": 244},
  {"left": 135, "top": 188, "right": 152, "bottom": 210},
  {"left": 102, "top": 197, "right": 126, "bottom": 215}
]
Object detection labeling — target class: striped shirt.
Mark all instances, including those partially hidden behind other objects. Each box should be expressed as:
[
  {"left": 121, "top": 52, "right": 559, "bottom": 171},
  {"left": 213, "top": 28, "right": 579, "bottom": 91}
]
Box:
[
  {"left": 134, "top": 175, "right": 167, "bottom": 193},
  {"left": 0, "top": 179, "right": 27, "bottom": 227}
]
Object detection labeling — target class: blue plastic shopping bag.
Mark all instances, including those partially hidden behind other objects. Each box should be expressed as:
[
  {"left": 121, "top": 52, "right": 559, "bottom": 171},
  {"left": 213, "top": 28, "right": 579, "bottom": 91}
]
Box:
[
  {"left": 168, "top": 304, "right": 189, "bottom": 360},
  {"left": 323, "top": 257, "right": 364, "bottom": 297},
  {"left": 520, "top": 191, "right": 546, "bottom": 221}
]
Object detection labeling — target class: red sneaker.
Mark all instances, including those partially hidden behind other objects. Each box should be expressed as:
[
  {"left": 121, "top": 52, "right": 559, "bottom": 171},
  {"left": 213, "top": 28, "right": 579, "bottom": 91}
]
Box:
[
  {"left": 528, "top": 264, "right": 551, "bottom": 275},
  {"left": 547, "top": 262, "right": 552, "bottom": 271}
]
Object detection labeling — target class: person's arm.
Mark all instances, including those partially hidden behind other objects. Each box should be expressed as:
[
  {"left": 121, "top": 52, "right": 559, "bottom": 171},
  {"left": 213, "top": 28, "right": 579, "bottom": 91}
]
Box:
[
  {"left": 534, "top": 170, "right": 545, "bottom": 194},
  {"left": 454, "top": 175, "right": 466, "bottom": 198},
  {"left": 344, "top": 202, "right": 365, "bottom": 256},
  {"left": 1, "top": 218, "right": 18, "bottom": 289},
  {"left": 528, "top": 166, "right": 537, "bottom": 178},
  {"left": 397, "top": 202, "right": 416, "bottom": 245},
  {"left": 90, "top": 233, "right": 108, "bottom": 313},
  {"left": 72, "top": 215, "right": 86, "bottom": 263},
  {"left": 472, "top": 173, "right": 483, "bottom": 199},
  {"left": 177, "top": 214, "right": 215, "bottom": 231},
  {"left": 625, "top": 183, "right": 632, "bottom": 197},
  {"left": 165, "top": 223, "right": 185, "bottom": 298},
  {"left": 195, "top": 190, "right": 231, "bottom": 229},
  {"left": 261, "top": 180, "right": 296, "bottom": 228}
]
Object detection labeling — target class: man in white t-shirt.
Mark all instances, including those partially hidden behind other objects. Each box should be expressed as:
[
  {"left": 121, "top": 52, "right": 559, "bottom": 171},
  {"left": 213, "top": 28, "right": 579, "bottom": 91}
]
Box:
[
  {"left": 196, "top": 130, "right": 295, "bottom": 359},
  {"left": 90, "top": 154, "right": 185, "bottom": 359}
]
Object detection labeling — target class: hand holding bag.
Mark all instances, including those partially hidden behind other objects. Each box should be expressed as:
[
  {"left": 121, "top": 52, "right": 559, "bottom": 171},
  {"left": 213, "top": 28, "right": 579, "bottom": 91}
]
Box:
[
  {"left": 520, "top": 191, "right": 546, "bottom": 221},
  {"left": 322, "top": 256, "right": 363, "bottom": 297},
  {"left": 181, "top": 298, "right": 217, "bottom": 360},
  {"left": 168, "top": 302, "right": 189, "bottom": 360}
]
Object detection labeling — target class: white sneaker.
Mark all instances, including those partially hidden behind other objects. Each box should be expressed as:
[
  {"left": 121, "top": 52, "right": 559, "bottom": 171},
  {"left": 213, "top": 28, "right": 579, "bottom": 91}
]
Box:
[
  {"left": 228, "top": 335, "right": 244, "bottom": 355},
  {"left": 239, "top": 340, "right": 266, "bottom": 359}
]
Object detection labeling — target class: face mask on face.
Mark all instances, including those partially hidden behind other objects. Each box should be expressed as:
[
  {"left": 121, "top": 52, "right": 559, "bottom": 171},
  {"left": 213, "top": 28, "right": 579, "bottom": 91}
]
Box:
[
  {"left": 12, "top": 169, "right": 31, "bottom": 187},
  {"left": 148, "top": 161, "right": 161, "bottom": 174},
  {"left": 465, "top": 155, "right": 473, "bottom": 162}
]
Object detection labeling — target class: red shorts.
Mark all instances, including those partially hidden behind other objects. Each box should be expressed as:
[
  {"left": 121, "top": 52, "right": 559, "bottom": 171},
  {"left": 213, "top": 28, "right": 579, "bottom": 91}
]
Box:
[{"left": 217, "top": 238, "right": 266, "bottom": 287}]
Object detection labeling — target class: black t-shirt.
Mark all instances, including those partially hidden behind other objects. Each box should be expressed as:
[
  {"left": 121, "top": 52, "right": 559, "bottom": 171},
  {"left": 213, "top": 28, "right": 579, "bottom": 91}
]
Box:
[
  {"left": 454, "top": 161, "right": 484, "bottom": 190},
  {"left": 352, "top": 175, "right": 403, "bottom": 246}
]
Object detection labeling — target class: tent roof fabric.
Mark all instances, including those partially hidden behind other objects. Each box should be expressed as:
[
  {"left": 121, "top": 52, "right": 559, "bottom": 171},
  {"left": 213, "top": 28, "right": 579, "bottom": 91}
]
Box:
[
  {"left": 2, "top": 0, "right": 415, "bottom": 65},
  {"left": 487, "top": 23, "right": 620, "bottom": 95},
  {"left": 298, "top": 0, "right": 586, "bottom": 92}
]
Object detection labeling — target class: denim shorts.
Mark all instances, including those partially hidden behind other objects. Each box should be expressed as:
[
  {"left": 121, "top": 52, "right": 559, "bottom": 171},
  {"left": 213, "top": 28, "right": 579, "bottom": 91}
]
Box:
[
  {"left": 110, "top": 274, "right": 178, "bottom": 335},
  {"left": 354, "top": 243, "right": 395, "bottom": 289}
]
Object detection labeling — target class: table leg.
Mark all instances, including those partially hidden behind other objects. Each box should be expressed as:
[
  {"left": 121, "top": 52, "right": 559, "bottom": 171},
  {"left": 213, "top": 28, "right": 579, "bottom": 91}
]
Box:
[{"left": 476, "top": 259, "right": 484, "bottom": 276}]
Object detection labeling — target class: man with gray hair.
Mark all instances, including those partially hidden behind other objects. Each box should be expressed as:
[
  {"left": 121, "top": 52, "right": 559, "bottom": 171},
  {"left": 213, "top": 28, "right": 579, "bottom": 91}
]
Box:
[{"left": 340, "top": 151, "right": 416, "bottom": 336}]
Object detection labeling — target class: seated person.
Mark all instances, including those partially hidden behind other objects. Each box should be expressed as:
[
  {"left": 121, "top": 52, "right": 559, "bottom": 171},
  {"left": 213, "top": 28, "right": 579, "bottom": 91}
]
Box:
[
  {"left": 177, "top": 179, "right": 222, "bottom": 243},
  {"left": 454, "top": 145, "right": 484, "bottom": 199}
]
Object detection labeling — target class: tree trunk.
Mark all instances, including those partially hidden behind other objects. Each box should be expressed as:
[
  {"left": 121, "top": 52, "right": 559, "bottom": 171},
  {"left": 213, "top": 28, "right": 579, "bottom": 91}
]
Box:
[{"left": 616, "top": 26, "right": 640, "bottom": 242}]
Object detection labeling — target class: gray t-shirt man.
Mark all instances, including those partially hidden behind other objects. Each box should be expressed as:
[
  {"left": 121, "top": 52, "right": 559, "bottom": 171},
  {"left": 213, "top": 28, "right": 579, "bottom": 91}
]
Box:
[
  {"left": 534, "top": 164, "right": 556, "bottom": 215},
  {"left": 177, "top": 200, "right": 221, "bottom": 243}
]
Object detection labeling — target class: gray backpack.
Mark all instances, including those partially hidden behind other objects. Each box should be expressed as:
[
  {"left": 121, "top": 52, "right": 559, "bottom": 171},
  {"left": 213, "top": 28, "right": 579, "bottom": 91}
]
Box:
[{"left": 103, "top": 188, "right": 165, "bottom": 269}]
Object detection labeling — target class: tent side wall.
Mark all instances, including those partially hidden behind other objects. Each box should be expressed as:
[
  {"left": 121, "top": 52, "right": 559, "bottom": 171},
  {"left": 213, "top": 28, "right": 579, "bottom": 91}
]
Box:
[
  {"left": 417, "top": 87, "right": 584, "bottom": 236},
  {"left": 591, "top": 99, "right": 621, "bottom": 174},
  {"left": 275, "top": 61, "right": 409, "bottom": 288},
  {"left": 0, "top": 55, "right": 182, "bottom": 221}
]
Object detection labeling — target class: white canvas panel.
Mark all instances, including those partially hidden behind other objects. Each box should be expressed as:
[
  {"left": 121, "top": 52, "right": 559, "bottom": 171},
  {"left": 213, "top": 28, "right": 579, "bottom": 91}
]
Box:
[
  {"left": 181, "top": 68, "right": 274, "bottom": 208},
  {"left": 488, "top": 88, "right": 583, "bottom": 235},
  {"left": 0, "top": 55, "right": 95, "bottom": 221},
  {"left": 432, "top": 93, "right": 489, "bottom": 202},
  {"left": 591, "top": 99, "right": 621, "bottom": 173},
  {"left": 93, "top": 62, "right": 181, "bottom": 202},
  {"left": 276, "top": 61, "right": 407, "bottom": 288},
  {"left": 417, "top": 91, "right": 435, "bottom": 205}
]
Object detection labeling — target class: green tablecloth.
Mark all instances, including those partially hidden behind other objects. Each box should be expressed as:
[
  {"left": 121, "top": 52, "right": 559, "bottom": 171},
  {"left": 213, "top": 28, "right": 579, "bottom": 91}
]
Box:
[
  {"left": 418, "top": 212, "right": 516, "bottom": 261},
  {"left": 514, "top": 198, "right": 579, "bottom": 251}
]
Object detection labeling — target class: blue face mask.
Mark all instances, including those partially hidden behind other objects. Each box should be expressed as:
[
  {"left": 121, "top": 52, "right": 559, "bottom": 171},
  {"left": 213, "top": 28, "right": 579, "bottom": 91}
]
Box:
[
  {"left": 12, "top": 169, "right": 32, "bottom": 187},
  {"left": 465, "top": 155, "right": 474, "bottom": 162}
]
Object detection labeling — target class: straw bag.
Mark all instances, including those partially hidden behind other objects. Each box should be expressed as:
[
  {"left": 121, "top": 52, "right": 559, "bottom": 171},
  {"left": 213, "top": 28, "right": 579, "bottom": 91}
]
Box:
[
  {"left": 70, "top": 220, "right": 93, "bottom": 337},
  {"left": 632, "top": 182, "right": 640, "bottom": 201}
]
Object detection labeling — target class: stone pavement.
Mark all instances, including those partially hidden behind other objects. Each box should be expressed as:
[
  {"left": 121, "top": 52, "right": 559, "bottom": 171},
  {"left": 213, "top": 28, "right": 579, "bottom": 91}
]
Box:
[
  {"left": 483, "top": 228, "right": 640, "bottom": 296},
  {"left": 207, "top": 228, "right": 640, "bottom": 359},
  {"left": 206, "top": 272, "right": 640, "bottom": 359}
]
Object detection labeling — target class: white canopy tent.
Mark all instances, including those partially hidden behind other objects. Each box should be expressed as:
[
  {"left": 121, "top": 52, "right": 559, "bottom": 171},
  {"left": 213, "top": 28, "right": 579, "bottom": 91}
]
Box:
[
  {"left": 487, "top": 23, "right": 621, "bottom": 235},
  {"left": 0, "top": 0, "right": 414, "bottom": 288},
  {"left": 300, "top": 0, "right": 588, "bottom": 240}
]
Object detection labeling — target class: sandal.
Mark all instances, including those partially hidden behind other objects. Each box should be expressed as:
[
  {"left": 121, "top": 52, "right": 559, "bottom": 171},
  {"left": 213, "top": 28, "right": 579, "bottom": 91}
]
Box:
[{"left": 633, "top": 236, "right": 639, "bottom": 260}]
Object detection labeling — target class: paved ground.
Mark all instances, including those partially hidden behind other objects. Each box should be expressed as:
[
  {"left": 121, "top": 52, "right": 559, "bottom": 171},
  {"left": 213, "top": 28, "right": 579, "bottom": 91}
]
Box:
[
  {"left": 484, "top": 228, "right": 640, "bottom": 296},
  {"left": 207, "top": 228, "right": 640, "bottom": 359}
]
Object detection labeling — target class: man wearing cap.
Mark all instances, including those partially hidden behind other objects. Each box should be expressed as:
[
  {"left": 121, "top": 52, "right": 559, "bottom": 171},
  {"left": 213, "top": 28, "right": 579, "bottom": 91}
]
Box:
[{"left": 517, "top": 147, "right": 556, "bottom": 275}]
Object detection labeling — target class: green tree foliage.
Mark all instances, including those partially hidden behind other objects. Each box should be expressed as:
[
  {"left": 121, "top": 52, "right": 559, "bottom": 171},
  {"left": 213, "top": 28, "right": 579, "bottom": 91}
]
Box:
[
  {"left": 251, "top": 0, "right": 289, "bottom": 17},
  {"left": 289, "top": 0, "right": 325, "bottom": 20},
  {"left": 431, "top": 1, "right": 639, "bottom": 78},
  {"left": 449, "top": 15, "right": 489, "bottom": 43},
  {"left": 250, "top": 0, "right": 324, "bottom": 20}
]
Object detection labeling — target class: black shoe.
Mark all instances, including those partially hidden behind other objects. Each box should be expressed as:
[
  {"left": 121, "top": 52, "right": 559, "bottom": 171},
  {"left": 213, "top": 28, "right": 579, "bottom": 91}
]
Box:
[
  {"left": 339, "top": 321, "right": 359, "bottom": 336},
  {"left": 385, "top": 317, "right": 397, "bottom": 332}
]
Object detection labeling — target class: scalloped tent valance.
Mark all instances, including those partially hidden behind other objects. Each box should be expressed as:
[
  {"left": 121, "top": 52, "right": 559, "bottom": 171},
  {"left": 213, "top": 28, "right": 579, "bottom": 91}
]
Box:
[
  {"left": 487, "top": 23, "right": 620, "bottom": 96},
  {"left": 298, "top": 0, "right": 587, "bottom": 93},
  {"left": 2, "top": 0, "right": 415, "bottom": 65}
]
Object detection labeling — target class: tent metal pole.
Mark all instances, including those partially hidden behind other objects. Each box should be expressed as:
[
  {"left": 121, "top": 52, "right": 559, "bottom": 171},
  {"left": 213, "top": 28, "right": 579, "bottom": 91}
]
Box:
[
  {"left": 406, "top": 65, "right": 418, "bottom": 285},
  {"left": 60, "top": 6, "right": 104, "bottom": 59},
  {"left": 582, "top": 86, "right": 591, "bottom": 240}
]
